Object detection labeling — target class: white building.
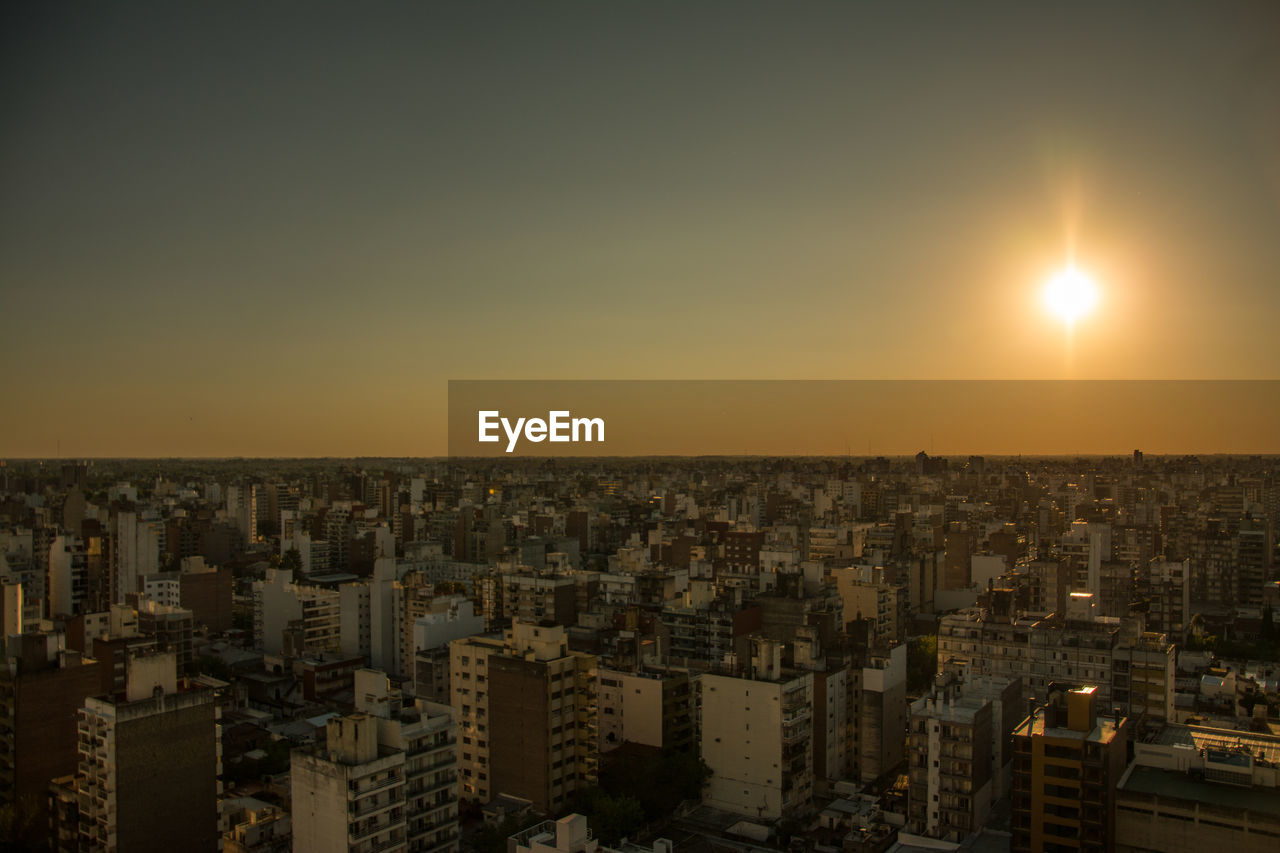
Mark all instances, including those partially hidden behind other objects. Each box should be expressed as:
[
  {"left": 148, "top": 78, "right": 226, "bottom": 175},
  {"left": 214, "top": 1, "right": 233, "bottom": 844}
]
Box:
[
  {"left": 699, "top": 638, "right": 813, "bottom": 820},
  {"left": 291, "top": 669, "right": 459, "bottom": 853}
]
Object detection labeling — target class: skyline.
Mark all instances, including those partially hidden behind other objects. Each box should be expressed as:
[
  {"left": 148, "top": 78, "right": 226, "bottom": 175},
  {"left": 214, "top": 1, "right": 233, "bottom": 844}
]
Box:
[{"left": 4, "top": 2, "right": 1280, "bottom": 457}]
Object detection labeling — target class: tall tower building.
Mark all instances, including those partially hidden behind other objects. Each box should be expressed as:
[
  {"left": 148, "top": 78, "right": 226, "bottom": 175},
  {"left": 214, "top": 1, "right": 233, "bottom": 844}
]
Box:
[{"left": 450, "top": 621, "right": 598, "bottom": 812}]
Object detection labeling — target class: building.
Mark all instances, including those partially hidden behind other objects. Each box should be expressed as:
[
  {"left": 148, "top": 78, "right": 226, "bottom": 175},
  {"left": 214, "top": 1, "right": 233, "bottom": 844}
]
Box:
[
  {"left": 179, "top": 558, "right": 234, "bottom": 633},
  {"left": 136, "top": 599, "right": 196, "bottom": 675},
  {"left": 450, "top": 620, "right": 598, "bottom": 812},
  {"left": 906, "top": 672, "right": 1022, "bottom": 842},
  {"left": 1140, "top": 559, "right": 1191, "bottom": 639},
  {"left": 1011, "top": 685, "right": 1130, "bottom": 853},
  {"left": 507, "top": 813, "right": 674, "bottom": 853},
  {"left": 1110, "top": 633, "right": 1175, "bottom": 722},
  {"left": 74, "top": 651, "right": 220, "bottom": 852},
  {"left": 596, "top": 666, "right": 694, "bottom": 753},
  {"left": 699, "top": 638, "right": 814, "bottom": 820},
  {"left": 857, "top": 643, "right": 908, "bottom": 785},
  {"left": 939, "top": 599, "right": 1132, "bottom": 707},
  {"left": 0, "top": 632, "right": 101, "bottom": 834},
  {"left": 221, "top": 798, "right": 292, "bottom": 853},
  {"left": 1115, "top": 723, "right": 1280, "bottom": 853},
  {"left": 291, "top": 669, "right": 460, "bottom": 853},
  {"left": 253, "top": 569, "right": 341, "bottom": 655}
]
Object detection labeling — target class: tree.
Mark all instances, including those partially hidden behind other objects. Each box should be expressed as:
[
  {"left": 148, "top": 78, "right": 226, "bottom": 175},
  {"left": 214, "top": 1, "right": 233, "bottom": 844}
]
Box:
[
  {"left": 195, "top": 654, "right": 232, "bottom": 681},
  {"left": 281, "top": 548, "right": 303, "bottom": 573},
  {"left": 567, "top": 789, "right": 645, "bottom": 846},
  {"left": 907, "top": 634, "right": 939, "bottom": 694},
  {"left": 466, "top": 814, "right": 527, "bottom": 853},
  {"left": 595, "top": 747, "right": 712, "bottom": 822}
]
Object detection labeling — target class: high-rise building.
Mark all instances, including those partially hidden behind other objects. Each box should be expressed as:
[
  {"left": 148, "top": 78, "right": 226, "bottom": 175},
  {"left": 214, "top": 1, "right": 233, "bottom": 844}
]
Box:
[
  {"left": 74, "top": 651, "right": 219, "bottom": 852},
  {"left": 1110, "top": 633, "right": 1175, "bottom": 722},
  {"left": 1011, "top": 685, "right": 1129, "bottom": 853},
  {"left": 906, "top": 672, "right": 1022, "bottom": 841},
  {"left": 253, "top": 569, "right": 341, "bottom": 655},
  {"left": 699, "top": 638, "right": 814, "bottom": 820},
  {"left": 291, "top": 669, "right": 459, "bottom": 853},
  {"left": 48, "top": 535, "right": 89, "bottom": 618},
  {"left": 0, "top": 632, "right": 100, "bottom": 837},
  {"left": 450, "top": 620, "right": 598, "bottom": 812}
]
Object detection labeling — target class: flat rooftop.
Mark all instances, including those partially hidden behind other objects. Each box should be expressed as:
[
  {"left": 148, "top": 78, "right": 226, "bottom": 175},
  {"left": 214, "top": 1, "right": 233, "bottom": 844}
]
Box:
[
  {"left": 1120, "top": 765, "right": 1280, "bottom": 819},
  {"left": 1013, "top": 714, "right": 1121, "bottom": 745},
  {"left": 1150, "top": 724, "right": 1280, "bottom": 765}
]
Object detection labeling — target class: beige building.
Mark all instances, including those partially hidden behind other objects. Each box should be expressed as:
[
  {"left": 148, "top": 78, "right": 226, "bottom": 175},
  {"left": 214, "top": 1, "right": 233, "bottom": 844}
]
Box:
[
  {"left": 1111, "top": 633, "right": 1175, "bottom": 722},
  {"left": 291, "top": 669, "right": 459, "bottom": 853},
  {"left": 939, "top": 600, "right": 1138, "bottom": 708},
  {"left": 1116, "top": 723, "right": 1280, "bottom": 853},
  {"left": 253, "top": 569, "right": 341, "bottom": 655},
  {"left": 597, "top": 666, "right": 694, "bottom": 753},
  {"left": 700, "top": 638, "right": 813, "bottom": 820},
  {"left": 450, "top": 621, "right": 597, "bottom": 812}
]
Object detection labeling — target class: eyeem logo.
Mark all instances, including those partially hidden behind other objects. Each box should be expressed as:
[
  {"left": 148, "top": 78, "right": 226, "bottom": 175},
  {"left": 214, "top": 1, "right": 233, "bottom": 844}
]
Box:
[{"left": 478, "top": 410, "right": 605, "bottom": 453}]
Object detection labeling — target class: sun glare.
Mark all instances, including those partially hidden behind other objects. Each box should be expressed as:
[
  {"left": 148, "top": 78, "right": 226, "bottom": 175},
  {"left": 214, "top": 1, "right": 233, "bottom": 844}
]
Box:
[{"left": 1043, "top": 266, "right": 1100, "bottom": 324}]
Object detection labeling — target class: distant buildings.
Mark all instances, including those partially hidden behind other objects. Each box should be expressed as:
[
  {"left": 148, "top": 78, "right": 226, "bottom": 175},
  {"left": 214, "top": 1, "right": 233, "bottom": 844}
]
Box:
[{"left": 0, "top": 452, "right": 1276, "bottom": 851}]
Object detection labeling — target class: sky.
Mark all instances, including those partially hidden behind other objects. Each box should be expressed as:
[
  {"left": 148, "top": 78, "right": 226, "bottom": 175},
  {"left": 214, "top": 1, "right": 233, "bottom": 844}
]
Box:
[{"left": 2, "top": 2, "right": 1279, "bottom": 457}]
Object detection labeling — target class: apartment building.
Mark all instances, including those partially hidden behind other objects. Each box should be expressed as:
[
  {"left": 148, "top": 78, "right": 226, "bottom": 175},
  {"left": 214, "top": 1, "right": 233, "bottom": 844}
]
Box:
[
  {"left": 74, "top": 652, "right": 219, "bottom": 852},
  {"left": 699, "top": 638, "right": 814, "bottom": 820},
  {"left": 940, "top": 597, "right": 1135, "bottom": 708},
  {"left": 450, "top": 621, "right": 598, "bottom": 812},
  {"left": 597, "top": 666, "right": 694, "bottom": 753},
  {"left": 906, "top": 672, "right": 1021, "bottom": 841},
  {"left": 0, "top": 632, "right": 100, "bottom": 834},
  {"left": 1110, "top": 633, "right": 1175, "bottom": 722},
  {"left": 1011, "top": 686, "right": 1129, "bottom": 853},
  {"left": 253, "top": 569, "right": 341, "bottom": 655}
]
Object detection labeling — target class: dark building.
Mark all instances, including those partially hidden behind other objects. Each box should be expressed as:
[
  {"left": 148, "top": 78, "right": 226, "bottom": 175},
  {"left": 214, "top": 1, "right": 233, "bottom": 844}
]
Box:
[{"left": 0, "top": 633, "right": 100, "bottom": 836}]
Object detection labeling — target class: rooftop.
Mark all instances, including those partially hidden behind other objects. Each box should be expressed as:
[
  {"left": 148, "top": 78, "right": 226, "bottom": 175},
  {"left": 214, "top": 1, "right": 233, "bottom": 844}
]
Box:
[
  {"left": 1120, "top": 764, "right": 1280, "bottom": 818},
  {"left": 1149, "top": 723, "right": 1280, "bottom": 766},
  {"left": 1013, "top": 713, "right": 1122, "bottom": 745}
]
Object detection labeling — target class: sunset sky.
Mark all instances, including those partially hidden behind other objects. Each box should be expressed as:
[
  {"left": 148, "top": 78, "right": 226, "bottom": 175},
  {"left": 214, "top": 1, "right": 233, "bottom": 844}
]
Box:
[{"left": 2, "top": 2, "right": 1278, "bottom": 457}]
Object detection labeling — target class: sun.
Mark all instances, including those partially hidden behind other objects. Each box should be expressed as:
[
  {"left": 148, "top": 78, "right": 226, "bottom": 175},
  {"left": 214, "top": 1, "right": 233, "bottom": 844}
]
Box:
[{"left": 1043, "top": 266, "right": 1100, "bottom": 324}]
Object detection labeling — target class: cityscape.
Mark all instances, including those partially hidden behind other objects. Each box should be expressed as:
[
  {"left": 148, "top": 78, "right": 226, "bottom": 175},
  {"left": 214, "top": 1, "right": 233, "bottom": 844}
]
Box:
[
  {"left": 4, "top": 2, "right": 1280, "bottom": 852},
  {"left": 1, "top": 454, "right": 1277, "bottom": 851}
]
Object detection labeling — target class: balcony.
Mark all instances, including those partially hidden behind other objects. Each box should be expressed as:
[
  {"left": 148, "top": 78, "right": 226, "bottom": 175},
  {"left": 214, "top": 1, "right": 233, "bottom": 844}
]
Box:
[
  {"left": 353, "top": 774, "right": 405, "bottom": 797},
  {"left": 351, "top": 816, "right": 400, "bottom": 842}
]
